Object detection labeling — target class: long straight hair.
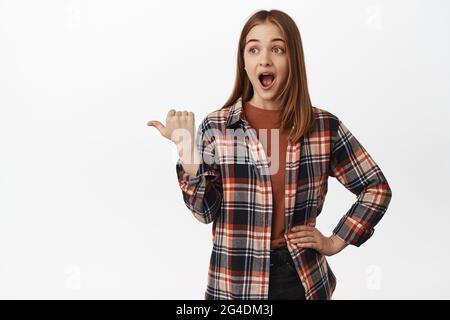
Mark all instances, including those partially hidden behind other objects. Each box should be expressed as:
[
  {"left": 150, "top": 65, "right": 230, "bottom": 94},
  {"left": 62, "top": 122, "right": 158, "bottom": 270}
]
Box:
[{"left": 221, "top": 9, "right": 315, "bottom": 143}]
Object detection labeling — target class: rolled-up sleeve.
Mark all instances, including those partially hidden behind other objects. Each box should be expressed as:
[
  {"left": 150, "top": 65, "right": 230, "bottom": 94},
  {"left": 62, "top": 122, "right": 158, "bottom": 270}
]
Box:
[
  {"left": 175, "top": 119, "right": 223, "bottom": 224},
  {"left": 330, "top": 119, "right": 392, "bottom": 247}
]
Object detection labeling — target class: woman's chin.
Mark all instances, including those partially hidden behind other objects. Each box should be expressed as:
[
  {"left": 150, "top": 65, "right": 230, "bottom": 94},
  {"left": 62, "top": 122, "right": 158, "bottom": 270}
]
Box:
[{"left": 255, "top": 87, "right": 277, "bottom": 100}]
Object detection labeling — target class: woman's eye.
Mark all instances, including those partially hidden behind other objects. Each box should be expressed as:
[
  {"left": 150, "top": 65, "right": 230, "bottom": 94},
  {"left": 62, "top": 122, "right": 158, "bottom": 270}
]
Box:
[{"left": 248, "top": 47, "right": 285, "bottom": 54}]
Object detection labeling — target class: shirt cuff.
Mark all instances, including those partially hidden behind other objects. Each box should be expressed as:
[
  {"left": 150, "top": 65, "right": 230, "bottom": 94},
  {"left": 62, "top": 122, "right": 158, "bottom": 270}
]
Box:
[
  {"left": 176, "top": 158, "right": 201, "bottom": 186},
  {"left": 332, "top": 215, "right": 374, "bottom": 247}
]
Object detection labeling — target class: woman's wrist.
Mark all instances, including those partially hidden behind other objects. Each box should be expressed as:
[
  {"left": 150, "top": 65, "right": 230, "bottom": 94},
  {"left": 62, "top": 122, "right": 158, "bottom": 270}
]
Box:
[
  {"left": 329, "top": 234, "right": 348, "bottom": 255},
  {"left": 179, "top": 145, "right": 202, "bottom": 176}
]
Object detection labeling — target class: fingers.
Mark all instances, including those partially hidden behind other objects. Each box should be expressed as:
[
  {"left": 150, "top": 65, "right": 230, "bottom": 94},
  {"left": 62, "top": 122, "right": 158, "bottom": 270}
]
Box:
[
  {"left": 290, "top": 225, "right": 315, "bottom": 232},
  {"left": 177, "top": 111, "right": 193, "bottom": 117},
  {"left": 293, "top": 242, "right": 318, "bottom": 250},
  {"left": 285, "top": 234, "right": 318, "bottom": 250},
  {"left": 287, "top": 230, "right": 313, "bottom": 239},
  {"left": 286, "top": 224, "right": 320, "bottom": 248},
  {"left": 286, "top": 229, "right": 315, "bottom": 244},
  {"left": 166, "top": 109, "right": 194, "bottom": 120},
  {"left": 166, "top": 109, "right": 176, "bottom": 120},
  {"left": 174, "top": 111, "right": 187, "bottom": 116},
  {"left": 288, "top": 236, "right": 316, "bottom": 244}
]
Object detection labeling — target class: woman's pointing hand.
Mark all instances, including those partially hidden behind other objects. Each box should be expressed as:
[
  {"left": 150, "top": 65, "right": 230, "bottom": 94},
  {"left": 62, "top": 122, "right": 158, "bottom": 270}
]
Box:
[{"left": 147, "top": 109, "right": 201, "bottom": 174}]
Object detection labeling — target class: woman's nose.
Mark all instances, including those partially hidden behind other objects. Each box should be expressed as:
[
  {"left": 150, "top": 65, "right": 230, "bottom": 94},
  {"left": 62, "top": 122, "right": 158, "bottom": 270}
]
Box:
[{"left": 259, "top": 50, "right": 272, "bottom": 66}]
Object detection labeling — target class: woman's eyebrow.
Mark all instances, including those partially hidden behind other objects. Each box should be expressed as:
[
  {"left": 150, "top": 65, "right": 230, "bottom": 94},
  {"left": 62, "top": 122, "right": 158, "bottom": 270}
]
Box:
[{"left": 245, "top": 38, "right": 285, "bottom": 45}]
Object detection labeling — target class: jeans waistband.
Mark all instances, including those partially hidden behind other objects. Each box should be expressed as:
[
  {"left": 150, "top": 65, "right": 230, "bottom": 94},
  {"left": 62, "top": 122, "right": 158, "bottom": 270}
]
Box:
[{"left": 270, "top": 246, "right": 293, "bottom": 267}]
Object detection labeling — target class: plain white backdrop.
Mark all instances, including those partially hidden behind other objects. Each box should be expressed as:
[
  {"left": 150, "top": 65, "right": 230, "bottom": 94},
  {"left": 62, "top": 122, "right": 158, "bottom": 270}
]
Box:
[{"left": 0, "top": 0, "right": 449, "bottom": 299}]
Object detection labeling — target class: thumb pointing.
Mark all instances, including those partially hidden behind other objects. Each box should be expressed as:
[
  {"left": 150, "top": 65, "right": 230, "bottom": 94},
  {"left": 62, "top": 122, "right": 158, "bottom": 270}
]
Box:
[{"left": 147, "top": 120, "right": 165, "bottom": 135}]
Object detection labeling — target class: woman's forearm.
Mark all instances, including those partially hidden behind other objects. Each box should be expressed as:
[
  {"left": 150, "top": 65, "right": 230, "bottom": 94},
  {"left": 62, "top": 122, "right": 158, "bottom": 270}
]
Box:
[{"left": 180, "top": 146, "right": 201, "bottom": 176}]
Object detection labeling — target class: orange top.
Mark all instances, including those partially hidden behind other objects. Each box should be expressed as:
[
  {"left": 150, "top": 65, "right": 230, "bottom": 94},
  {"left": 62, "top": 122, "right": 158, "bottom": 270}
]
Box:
[{"left": 243, "top": 101, "right": 290, "bottom": 249}]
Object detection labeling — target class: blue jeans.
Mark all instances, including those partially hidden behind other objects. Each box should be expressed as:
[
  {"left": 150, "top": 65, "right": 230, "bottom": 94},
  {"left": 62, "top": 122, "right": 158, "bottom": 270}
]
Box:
[{"left": 268, "top": 246, "right": 306, "bottom": 300}]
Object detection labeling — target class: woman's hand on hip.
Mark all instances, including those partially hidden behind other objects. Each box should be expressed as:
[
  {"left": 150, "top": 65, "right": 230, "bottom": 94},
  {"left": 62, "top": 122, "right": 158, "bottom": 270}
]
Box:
[{"left": 285, "top": 224, "right": 348, "bottom": 256}]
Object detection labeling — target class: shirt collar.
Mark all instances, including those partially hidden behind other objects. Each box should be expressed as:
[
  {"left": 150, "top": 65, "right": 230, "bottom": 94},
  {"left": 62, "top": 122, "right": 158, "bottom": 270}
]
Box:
[
  {"left": 225, "top": 97, "right": 295, "bottom": 131},
  {"left": 226, "top": 97, "right": 246, "bottom": 129}
]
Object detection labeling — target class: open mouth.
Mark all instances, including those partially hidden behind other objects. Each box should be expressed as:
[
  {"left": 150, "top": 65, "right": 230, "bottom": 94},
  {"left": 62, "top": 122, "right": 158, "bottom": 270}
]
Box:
[{"left": 258, "top": 73, "right": 276, "bottom": 90}]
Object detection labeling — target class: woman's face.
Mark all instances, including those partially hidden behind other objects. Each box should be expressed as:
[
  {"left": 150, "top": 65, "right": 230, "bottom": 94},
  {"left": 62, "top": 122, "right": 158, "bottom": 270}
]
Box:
[{"left": 243, "top": 22, "right": 288, "bottom": 107}]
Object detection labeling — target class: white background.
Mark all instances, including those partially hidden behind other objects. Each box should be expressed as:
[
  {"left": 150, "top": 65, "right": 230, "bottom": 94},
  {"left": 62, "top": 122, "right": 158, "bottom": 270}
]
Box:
[{"left": 0, "top": 0, "right": 449, "bottom": 299}]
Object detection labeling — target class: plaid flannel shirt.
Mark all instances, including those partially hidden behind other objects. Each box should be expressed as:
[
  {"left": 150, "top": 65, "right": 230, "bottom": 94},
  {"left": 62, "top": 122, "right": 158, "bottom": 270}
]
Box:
[{"left": 175, "top": 97, "right": 392, "bottom": 300}]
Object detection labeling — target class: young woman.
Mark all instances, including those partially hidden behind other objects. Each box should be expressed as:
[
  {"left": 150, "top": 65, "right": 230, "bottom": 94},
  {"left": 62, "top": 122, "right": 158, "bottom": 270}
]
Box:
[{"left": 147, "top": 9, "right": 392, "bottom": 300}]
